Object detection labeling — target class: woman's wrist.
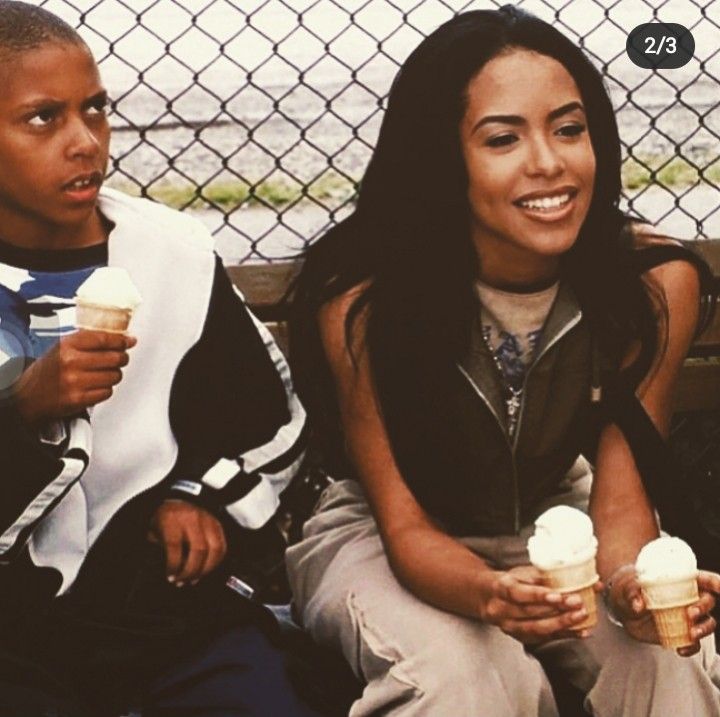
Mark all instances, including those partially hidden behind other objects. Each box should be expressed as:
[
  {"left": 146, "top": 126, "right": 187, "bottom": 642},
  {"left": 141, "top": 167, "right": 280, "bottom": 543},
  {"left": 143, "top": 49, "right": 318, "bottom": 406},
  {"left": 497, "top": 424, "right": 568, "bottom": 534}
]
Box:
[
  {"left": 602, "top": 563, "right": 637, "bottom": 626},
  {"left": 475, "top": 568, "right": 504, "bottom": 621}
]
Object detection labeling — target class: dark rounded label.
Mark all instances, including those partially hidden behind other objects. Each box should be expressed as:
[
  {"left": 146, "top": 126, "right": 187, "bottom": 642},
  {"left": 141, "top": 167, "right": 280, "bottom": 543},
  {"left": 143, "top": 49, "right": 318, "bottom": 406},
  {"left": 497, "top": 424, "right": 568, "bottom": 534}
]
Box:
[{"left": 626, "top": 23, "right": 695, "bottom": 69}]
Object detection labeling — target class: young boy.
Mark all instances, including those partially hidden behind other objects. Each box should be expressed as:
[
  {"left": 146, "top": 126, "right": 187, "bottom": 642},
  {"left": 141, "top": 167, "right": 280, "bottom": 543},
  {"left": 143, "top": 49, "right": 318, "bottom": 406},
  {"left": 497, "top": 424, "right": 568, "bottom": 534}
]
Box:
[{"left": 0, "top": 3, "right": 317, "bottom": 715}]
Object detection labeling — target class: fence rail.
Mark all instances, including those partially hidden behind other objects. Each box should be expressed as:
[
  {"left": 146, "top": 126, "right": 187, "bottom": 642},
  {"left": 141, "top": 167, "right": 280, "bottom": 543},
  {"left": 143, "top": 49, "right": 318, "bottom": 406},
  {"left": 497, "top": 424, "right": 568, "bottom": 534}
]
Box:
[{"left": 37, "top": 0, "right": 720, "bottom": 263}]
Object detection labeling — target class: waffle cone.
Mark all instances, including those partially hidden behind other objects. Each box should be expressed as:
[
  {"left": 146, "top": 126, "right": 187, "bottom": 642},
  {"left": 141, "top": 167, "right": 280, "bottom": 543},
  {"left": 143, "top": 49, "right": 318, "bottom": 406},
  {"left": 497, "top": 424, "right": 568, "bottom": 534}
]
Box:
[
  {"left": 76, "top": 301, "right": 132, "bottom": 334},
  {"left": 540, "top": 557, "right": 598, "bottom": 631},
  {"left": 640, "top": 576, "right": 698, "bottom": 649}
]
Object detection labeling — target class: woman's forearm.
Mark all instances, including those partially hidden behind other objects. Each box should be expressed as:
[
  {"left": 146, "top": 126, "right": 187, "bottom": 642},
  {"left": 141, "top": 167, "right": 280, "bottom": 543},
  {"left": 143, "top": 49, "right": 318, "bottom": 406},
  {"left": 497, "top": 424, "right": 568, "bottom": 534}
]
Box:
[
  {"left": 590, "top": 426, "right": 660, "bottom": 579},
  {"left": 382, "top": 523, "right": 498, "bottom": 620}
]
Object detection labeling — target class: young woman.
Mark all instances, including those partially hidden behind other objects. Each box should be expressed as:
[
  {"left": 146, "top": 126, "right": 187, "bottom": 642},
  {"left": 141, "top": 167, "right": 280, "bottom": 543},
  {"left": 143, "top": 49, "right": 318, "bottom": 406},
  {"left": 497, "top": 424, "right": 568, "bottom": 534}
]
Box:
[{"left": 287, "top": 6, "right": 720, "bottom": 716}]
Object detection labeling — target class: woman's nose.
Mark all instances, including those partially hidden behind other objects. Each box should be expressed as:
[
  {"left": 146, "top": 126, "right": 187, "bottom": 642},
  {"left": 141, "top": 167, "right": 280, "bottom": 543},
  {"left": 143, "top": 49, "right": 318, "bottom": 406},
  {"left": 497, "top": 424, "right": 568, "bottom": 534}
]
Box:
[{"left": 525, "top": 136, "right": 564, "bottom": 178}]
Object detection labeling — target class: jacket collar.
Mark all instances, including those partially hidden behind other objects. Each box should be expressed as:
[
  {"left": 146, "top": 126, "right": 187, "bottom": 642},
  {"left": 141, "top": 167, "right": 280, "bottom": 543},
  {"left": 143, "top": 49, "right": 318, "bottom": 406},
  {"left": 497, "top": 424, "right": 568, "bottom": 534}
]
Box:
[{"left": 458, "top": 281, "right": 583, "bottom": 437}]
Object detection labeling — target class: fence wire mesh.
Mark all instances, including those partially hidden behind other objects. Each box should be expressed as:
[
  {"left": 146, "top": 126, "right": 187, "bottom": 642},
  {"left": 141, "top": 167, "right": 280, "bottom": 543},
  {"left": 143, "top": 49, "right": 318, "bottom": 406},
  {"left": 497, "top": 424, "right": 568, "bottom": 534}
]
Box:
[{"left": 36, "top": 0, "right": 720, "bottom": 263}]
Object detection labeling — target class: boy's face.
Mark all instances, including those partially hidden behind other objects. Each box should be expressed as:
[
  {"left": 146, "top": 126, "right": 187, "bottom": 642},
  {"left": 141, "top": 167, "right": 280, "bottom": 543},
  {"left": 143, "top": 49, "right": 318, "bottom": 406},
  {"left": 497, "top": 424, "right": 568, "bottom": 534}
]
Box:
[{"left": 0, "top": 41, "right": 109, "bottom": 245}]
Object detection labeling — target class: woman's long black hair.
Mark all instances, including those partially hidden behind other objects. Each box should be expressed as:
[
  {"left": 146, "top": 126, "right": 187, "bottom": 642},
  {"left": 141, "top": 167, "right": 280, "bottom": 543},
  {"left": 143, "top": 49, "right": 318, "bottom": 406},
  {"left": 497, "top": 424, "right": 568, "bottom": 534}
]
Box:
[{"left": 289, "top": 5, "right": 709, "bottom": 478}]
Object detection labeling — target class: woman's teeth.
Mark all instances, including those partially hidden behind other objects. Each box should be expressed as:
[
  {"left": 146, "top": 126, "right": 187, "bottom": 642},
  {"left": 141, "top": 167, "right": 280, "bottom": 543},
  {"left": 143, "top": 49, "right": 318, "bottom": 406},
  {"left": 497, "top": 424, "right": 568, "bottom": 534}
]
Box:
[{"left": 518, "top": 193, "right": 572, "bottom": 211}]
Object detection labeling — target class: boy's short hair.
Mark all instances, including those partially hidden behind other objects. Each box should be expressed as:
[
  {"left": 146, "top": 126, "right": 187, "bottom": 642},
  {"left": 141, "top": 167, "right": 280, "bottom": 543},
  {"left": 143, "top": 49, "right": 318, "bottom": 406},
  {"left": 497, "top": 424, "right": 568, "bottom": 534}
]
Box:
[{"left": 0, "top": 1, "right": 85, "bottom": 61}]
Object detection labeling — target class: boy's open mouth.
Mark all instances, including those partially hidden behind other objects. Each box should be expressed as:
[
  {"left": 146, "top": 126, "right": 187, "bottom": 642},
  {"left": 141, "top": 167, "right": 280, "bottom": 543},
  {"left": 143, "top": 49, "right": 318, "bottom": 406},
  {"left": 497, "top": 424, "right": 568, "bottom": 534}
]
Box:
[{"left": 62, "top": 171, "right": 103, "bottom": 201}]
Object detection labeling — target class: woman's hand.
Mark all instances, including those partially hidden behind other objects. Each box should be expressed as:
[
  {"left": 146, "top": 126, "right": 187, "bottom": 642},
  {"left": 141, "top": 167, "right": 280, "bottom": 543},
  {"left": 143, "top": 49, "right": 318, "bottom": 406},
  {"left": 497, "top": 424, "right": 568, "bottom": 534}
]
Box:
[
  {"left": 607, "top": 565, "right": 719, "bottom": 656},
  {"left": 478, "top": 565, "right": 599, "bottom": 645}
]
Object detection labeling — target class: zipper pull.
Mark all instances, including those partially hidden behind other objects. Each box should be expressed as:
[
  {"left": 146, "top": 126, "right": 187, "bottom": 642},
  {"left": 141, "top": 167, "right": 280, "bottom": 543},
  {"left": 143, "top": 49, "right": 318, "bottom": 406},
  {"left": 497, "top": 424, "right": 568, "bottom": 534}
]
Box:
[{"left": 591, "top": 337, "right": 602, "bottom": 403}]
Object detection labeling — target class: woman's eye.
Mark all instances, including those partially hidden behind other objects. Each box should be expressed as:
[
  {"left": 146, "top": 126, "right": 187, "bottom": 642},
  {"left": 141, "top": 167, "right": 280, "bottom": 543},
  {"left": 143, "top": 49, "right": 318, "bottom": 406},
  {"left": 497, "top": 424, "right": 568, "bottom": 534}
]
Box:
[
  {"left": 557, "top": 123, "right": 586, "bottom": 137},
  {"left": 27, "top": 109, "right": 56, "bottom": 127},
  {"left": 485, "top": 134, "right": 517, "bottom": 148}
]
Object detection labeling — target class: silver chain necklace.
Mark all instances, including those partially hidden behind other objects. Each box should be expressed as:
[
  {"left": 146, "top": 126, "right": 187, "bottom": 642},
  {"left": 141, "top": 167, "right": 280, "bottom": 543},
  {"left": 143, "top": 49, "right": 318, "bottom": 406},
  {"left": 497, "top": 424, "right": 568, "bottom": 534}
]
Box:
[{"left": 481, "top": 328, "right": 523, "bottom": 438}]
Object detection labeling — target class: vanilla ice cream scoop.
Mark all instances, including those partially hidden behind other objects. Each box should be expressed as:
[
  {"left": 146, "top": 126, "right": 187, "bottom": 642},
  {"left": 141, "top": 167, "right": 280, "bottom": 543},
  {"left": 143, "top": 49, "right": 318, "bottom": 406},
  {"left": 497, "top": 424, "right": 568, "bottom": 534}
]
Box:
[
  {"left": 75, "top": 267, "right": 142, "bottom": 334},
  {"left": 636, "top": 536, "right": 698, "bottom": 584},
  {"left": 75, "top": 267, "right": 142, "bottom": 310},
  {"left": 527, "top": 505, "right": 598, "bottom": 570}
]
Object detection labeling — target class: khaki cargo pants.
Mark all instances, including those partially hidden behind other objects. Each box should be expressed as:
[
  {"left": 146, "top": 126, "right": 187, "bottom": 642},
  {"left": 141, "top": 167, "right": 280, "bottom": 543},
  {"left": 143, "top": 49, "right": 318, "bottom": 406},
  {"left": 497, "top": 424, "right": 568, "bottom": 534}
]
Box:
[{"left": 286, "top": 478, "right": 720, "bottom": 717}]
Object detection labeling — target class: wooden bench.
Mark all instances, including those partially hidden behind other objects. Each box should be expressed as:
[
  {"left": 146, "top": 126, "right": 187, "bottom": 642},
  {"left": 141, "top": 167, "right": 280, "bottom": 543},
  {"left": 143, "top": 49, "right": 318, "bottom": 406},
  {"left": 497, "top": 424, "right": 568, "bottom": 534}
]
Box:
[{"left": 228, "top": 239, "right": 720, "bottom": 414}]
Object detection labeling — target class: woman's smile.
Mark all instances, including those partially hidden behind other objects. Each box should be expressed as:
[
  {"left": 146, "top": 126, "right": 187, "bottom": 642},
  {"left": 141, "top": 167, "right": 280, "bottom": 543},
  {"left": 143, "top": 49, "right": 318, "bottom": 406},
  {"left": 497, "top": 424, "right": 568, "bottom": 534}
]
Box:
[{"left": 513, "top": 187, "right": 578, "bottom": 222}]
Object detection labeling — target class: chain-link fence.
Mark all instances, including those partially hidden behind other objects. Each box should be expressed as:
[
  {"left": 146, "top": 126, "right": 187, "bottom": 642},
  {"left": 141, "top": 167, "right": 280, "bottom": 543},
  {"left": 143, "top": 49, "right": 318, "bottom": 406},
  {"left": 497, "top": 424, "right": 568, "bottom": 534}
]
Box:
[{"left": 36, "top": 0, "right": 720, "bottom": 263}]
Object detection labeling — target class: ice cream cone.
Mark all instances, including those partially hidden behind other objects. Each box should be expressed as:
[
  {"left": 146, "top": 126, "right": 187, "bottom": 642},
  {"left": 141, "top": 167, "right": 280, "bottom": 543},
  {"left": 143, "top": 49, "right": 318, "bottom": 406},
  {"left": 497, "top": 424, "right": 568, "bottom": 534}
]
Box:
[
  {"left": 527, "top": 506, "right": 599, "bottom": 632},
  {"left": 640, "top": 577, "right": 698, "bottom": 649},
  {"left": 635, "top": 537, "right": 700, "bottom": 650},
  {"left": 540, "top": 556, "right": 599, "bottom": 631},
  {"left": 74, "top": 267, "right": 141, "bottom": 335},
  {"left": 75, "top": 301, "right": 133, "bottom": 334}
]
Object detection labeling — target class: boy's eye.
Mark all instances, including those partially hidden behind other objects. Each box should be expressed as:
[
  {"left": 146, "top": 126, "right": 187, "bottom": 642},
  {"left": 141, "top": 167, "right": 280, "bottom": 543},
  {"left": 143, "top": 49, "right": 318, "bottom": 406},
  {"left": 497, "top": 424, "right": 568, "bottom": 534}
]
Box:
[
  {"left": 27, "top": 109, "right": 56, "bottom": 127},
  {"left": 557, "top": 123, "right": 586, "bottom": 137},
  {"left": 485, "top": 134, "right": 517, "bottom": 148}
]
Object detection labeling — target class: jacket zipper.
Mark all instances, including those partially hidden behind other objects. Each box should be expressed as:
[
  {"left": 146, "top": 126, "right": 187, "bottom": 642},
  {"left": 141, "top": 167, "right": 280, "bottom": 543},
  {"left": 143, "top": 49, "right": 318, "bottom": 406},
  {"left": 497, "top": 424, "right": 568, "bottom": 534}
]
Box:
[
  {"left": 458, "top": 310, "right": 583, "bottom": 534},
  {"left": 457, "top": 363, "right": 517, "bottom": 530},
  {"left": 510, "top": 311, "right": 583, "bottom": 531}
]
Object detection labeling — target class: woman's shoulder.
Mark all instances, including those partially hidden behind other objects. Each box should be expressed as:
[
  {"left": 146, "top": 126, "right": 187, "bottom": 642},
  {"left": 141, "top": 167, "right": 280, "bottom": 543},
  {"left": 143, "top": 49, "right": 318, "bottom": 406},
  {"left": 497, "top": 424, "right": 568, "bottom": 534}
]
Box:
[
  {"left": 318, "top": 281, "right": 372, "bottom": 363},
  {"left": 318, "top": 281, "right": 370, "bottom": 323},
  {"left": 318, "top": 282, "right": 371, "bottom": 341},
  {"left": 625, "top": 220, "right": 705, "bottom": 291},
  {"left": 627, "top": 220, "right": 671, "bottom": 242},
  {"left": 625, "top": 220, "right": 700, "bottom": 258}
]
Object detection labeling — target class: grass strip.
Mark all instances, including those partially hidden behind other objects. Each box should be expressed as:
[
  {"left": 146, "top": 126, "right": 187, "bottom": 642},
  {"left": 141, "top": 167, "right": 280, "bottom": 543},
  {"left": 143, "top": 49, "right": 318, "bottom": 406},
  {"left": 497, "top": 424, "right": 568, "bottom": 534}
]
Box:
[
  {"left": 106, "top": 156, "right": 720, "bottom": 210},
  {"left": 622, "top": 155, "right": 720, "bottom": 191},
  {"left": 107, "top": 172, "right": 357, "bottom": 210}
]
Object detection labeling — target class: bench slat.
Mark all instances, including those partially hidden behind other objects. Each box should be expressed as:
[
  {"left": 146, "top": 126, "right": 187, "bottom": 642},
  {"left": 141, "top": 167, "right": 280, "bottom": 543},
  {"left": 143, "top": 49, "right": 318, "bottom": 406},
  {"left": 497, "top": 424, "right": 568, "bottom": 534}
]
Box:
[{"left": 674, "top": 358, "right": 720, "bottom": 412}]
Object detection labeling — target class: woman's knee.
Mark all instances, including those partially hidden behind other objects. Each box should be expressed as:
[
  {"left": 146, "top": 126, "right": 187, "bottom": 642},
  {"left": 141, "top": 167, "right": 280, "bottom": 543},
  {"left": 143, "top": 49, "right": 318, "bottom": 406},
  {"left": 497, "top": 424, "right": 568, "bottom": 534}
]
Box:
[
  {"left": 345, "top": 591, "right": 556, "bottom": 716},
  {"left": 586, "top": 638, "right": 720, "bottom": 717}
]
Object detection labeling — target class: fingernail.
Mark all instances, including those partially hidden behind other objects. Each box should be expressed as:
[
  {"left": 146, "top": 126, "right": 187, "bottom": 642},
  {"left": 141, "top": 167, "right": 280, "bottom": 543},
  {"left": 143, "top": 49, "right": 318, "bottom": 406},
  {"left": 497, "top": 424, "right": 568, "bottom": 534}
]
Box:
[
  {"left": 191, "top": 579, "right": 199, "bottom": 586},
  {"left": 546, "top": 593, "right": 562, "bottom": 602},
  {"left": 574, "top": 610, "right": 588, "bottom": 620},
  {"left": 632, "top": 598, "right": 642, "bottom": 612},
  {"left": 689, "top": 607, "right": 699, "bottom": 619},
  {"left": 175, "top": 581, "right": 185, "bottom": 588},
  {"left": 167, "top": 575, "right": 175, "bottom": 584},
  {"left": 577, "top": 629, "right": 591, "bottom": 638},
  {"left": 566, "top": 596, "right": 582, "bottom": 607}
]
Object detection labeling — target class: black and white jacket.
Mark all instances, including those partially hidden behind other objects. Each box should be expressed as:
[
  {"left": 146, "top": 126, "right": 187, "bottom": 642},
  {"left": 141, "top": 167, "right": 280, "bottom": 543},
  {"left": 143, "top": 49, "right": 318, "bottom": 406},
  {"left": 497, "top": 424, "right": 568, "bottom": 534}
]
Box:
[{"left": 0, "top": 188, "right": 306, "bottom": 594}]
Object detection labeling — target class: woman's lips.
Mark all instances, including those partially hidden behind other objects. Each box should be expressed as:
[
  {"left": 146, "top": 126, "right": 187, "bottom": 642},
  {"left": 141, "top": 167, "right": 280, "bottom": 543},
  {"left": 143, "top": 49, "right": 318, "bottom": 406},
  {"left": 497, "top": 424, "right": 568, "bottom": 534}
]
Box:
[{"left": 514, "top": 192, "right": 577, "bottom": 223}]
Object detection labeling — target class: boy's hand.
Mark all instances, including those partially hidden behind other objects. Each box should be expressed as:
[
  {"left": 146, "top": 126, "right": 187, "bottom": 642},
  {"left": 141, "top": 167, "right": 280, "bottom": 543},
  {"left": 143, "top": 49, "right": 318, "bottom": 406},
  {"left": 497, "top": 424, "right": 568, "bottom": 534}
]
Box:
[
  {"left": 149, "top": 500, "right": 227, "bottom": 586},
  {"left": 15, "top": 330, "right": 135, "bottom": 425}
]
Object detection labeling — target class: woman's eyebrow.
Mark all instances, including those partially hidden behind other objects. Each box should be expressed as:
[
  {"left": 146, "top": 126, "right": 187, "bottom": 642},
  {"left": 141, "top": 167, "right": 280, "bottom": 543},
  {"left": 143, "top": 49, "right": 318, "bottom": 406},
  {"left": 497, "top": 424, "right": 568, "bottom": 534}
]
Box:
[
  {"left": 547, "top": 101, "right": 585, "bottom": 121},
  {"left": 471, "top": 101, "right": 586, "bottom": 134},
  {"left": 472, "top": 113, "right": 524, "bottom": 133}
]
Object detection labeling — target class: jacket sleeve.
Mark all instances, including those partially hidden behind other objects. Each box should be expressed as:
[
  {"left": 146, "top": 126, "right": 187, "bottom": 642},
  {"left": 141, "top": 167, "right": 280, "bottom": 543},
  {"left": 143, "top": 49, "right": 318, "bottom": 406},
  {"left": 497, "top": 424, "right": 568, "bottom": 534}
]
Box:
[
  {"left": 163, "top": 257, "right": 307, "bottom": 529},
  {"left": 0, "top": 399, "right": 91, "bottom": 564}
]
